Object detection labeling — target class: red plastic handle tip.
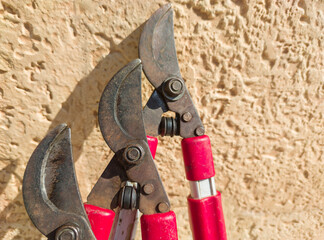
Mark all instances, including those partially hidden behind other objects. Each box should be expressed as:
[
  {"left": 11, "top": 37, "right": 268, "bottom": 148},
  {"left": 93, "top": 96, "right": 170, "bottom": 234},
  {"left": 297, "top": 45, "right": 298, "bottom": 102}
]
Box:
[
  {"left": 141, "top": 211, "right": 178, "bottom": 240},
  {"left": 84, "top": 203, "right": 115, "bottom": 240},
  {"left": 181, "top": 135, "right": 215, "bottom": 181},
  {"left": 147, "top": 135, "right": 158, "bottom": 159},
  {"left": 188, "top": 191, "right": 227, "bottom": 240}
]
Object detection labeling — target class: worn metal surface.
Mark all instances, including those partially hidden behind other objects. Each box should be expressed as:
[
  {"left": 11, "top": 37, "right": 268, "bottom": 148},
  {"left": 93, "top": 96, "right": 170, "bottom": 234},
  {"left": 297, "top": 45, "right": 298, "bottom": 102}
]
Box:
[
  {"left": 22, "top": 124, "right": 95, "bottom": 240},
  {"left": 2, "top": 1, "right": 322, "bottom": 239},
  {"left": 140, "top": 4, "right": 204, "bottom": 138},
  {"left": 98, "top": 59, "right": 146, "bottom": 152},
  {"left": 87, "top": 59, "right": 169, "bottom": 215}
]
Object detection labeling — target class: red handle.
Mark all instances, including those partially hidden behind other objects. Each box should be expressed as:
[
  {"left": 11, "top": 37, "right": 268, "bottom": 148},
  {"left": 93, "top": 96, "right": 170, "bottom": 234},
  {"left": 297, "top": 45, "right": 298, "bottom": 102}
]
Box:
[
  {"left": 143, "top": 137, "right": 178, "bottom": 240},
  {"left": 182, "top": 135, "right": 215, "bottom": 181},
  {"left": 141, "top": 211, "right": 178, "bottom": 240},
  {"left": 147, "top": 135, "right": 158, "bottom": 159},
  {"left": 188, "top": 192, "right": 227, "bottom": 240},
  {"left": 84, "top": 136, "right": 158, "bottom": 239},
  {"left": 84, "top": 203, "right": 115, "bottom": 240},
  {"left": 182, "top": 135, "right": 227, "bottom": 240}
]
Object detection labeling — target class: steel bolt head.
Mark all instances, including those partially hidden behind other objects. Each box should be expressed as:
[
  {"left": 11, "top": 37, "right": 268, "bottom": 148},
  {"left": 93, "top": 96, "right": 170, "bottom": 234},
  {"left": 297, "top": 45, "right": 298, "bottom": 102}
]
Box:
[
  {"left": 170, "top": 80, "right": 182, "bottom": 92},
  {"left": 56, "top": 226, "right": 78, "bottom": 240},
  {"left": 59, "top": 231, "right": 75, "bottom": 240},
  {"left": 143, "top": 183, "right": 154, "bottom": 195},
  {"left": 125, "top": 146, "right": 142, "bottom": 162},
  {"left": 167, "top": 79, "right": 183, "bottom": 95},
  {"left": 157, "top": 202, "right": 170, "bottom": 213},
  {"left": 182, "top": 112, "right": 192, "bottom": 122},
  {"left": 195, "top": 126, "right": 205, "bottom": 136},
  {"left": 163, "top": 78, "right": 184, "bottom": 99}
]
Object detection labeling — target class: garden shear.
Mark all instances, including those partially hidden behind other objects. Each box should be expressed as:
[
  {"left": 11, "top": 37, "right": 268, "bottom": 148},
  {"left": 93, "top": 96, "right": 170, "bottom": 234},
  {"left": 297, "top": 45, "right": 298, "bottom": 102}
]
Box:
[{"left": 23, "top": 4, "right": 227, "bottom": 240}]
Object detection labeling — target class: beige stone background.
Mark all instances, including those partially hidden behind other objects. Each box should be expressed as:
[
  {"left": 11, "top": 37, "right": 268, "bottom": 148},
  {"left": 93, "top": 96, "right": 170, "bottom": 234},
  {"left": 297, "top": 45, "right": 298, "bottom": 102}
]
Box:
[{"left": 0, "top": 0, "right": 323, "bottom": 239}]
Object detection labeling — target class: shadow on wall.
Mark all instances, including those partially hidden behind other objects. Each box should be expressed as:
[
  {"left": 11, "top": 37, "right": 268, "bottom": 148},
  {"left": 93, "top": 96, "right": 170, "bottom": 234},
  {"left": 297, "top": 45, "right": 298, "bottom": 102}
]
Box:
[
  {"left": 49, "top": 23, "right": 145, "bottom": 162},
  {"left": 0, "top": 24, "right": 144, "bottom": 239}
]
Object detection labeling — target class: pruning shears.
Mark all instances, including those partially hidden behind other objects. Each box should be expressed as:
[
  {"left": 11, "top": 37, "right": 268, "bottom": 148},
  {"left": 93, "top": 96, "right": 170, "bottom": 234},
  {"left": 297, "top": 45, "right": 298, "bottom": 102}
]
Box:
[{"left": 23, "top": 4, "right": 227, "bottom": 240}]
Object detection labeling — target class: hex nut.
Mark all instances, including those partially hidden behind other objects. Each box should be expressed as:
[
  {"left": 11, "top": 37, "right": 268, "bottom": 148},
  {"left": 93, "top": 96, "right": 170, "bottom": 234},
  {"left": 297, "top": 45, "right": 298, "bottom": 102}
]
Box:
[
  {"left": 162, "top": 78, "right": 185, "bottom": 101},
  {"left": 123, "top": 145, "right": 144, "bottom": 164}
]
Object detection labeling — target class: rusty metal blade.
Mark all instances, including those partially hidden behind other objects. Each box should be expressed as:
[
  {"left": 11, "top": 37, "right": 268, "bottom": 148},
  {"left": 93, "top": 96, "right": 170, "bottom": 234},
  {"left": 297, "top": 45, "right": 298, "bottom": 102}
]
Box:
[
  {"left": 87, "top": 152, "right": 126, "bottom": 210},
  {"left": 88, "top": 59, "right": 170, "bottom": 216},
  {"left": 22, "top": 124, "right": 95, "bottom": 239},
  {"left": 140, "top": 4, "right": 205, "bottom": 138},
  {"left": 139, "top": 3, "right": 181, "bottom": 89},
  {"left": 98, "top": 59, "right": 146, "bottom": 153}
]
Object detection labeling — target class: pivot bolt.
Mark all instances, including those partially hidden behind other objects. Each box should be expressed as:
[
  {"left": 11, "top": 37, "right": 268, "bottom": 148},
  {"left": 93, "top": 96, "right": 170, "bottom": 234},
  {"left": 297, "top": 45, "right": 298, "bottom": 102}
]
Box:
[
  {"left": 124, "top": 145, "right": 143, "bottom": 163},
  {"left": 127, "top": 147, "right": 140, "bottom": 161},
  {"left": 182, "top": 112, "right": 192, "bottom": 122},
  {"left": 55, "top": 225, "right": 79, "bottom": 240},
  {"left": 162, "top": 78, "right": 184, "bottom": 100},
  {"left": 157, "top": 202, "right": 170, "bottom": 213},
  {"left": 170, "top": 79, "right": 182, "bottom": 93},
  {"left": 143, "top": 183, "right": 154, "bottom": 195}
]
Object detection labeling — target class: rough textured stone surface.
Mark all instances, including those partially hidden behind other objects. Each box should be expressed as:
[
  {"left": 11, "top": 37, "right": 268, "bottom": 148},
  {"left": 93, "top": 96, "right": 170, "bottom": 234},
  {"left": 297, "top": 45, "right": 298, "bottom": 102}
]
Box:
[{"left": 0, "top": 0, "right": 323, "bottom": 239}]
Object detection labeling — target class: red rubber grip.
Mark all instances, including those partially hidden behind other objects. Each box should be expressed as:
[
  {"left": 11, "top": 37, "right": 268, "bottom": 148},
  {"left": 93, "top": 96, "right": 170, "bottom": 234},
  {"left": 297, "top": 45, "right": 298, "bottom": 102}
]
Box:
[
  {"left": 188, "top": 191, "right": 227, "bottom": 240},
  {"left": 147, "top": 135, "right": 158, "bottom": 159},
  {"left": 142, "top": 137, "right": 179, "bottom": 240},
  {"left": 141, "top": 211, "right": 178, "bottom": 240},
  {"left": 181, "top": 135, "right": 215, "bottom": 181},
  {"left": 84, "top": 204, "right": 115, "bottom": 240}
]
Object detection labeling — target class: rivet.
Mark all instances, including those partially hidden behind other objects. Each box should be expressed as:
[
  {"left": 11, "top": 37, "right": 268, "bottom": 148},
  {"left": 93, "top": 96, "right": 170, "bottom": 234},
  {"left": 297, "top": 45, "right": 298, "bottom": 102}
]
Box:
[
  {"left": 143, "top": 183, "right": 154, "bottom": 195},
  {"left": 195, "top": 127, "right": 205, "bottom": 136},
  {"left": 157, "top": 202, "right": 170, "bottom": 213},
  {"left": 182, "top": 112, "right": 192, "bottom": 122}
]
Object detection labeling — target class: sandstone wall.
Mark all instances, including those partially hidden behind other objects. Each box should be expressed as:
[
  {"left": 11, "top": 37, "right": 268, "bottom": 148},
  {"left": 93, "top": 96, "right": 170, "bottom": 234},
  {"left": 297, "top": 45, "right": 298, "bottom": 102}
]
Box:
[{"left": 0, "top": 0, "right": 323, "bottom": 239}]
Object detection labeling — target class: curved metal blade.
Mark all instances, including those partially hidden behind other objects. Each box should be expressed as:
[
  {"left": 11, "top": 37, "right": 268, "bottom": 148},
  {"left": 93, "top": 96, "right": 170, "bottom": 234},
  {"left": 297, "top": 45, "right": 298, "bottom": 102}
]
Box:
[
  {"left": 89, "top": 59, "right": 170, "bottom": 216},
  {"left": 87, "top": 152, "right": 126, "bottom": 210},
  {"left": 23, "top": 124, "right": 95, "bottom": 239},
  {"left": 139, "top": 3, "right": 181, "bottom": 88},
  {"left": 140, "top": 4, "right": 205, "bottom": 138},
  {"left": 98, "top": 59, "right": 146, "bottom": 153}
]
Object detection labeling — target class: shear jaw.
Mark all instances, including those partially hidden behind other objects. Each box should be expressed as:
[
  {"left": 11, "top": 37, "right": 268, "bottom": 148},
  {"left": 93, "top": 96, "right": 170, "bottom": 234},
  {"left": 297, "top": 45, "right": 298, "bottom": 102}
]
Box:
[
  {"left": 140, "top": 4, "right": 205, "bottom": 138},
  {"left": 87, "top": 59, "right": 170, "bottom": 215},
  {"left": 22, "top": 124, "right": 95, "bottom": 240}
]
